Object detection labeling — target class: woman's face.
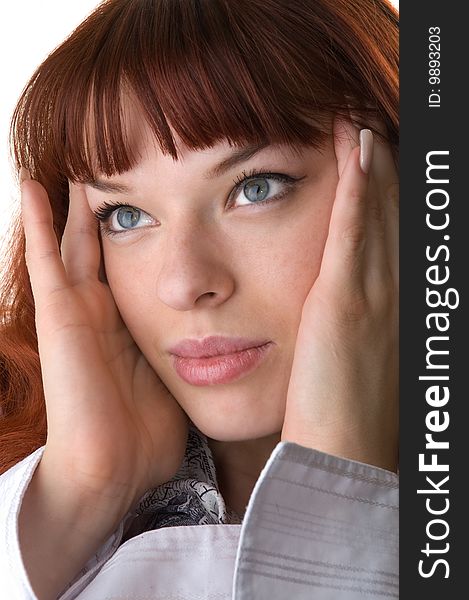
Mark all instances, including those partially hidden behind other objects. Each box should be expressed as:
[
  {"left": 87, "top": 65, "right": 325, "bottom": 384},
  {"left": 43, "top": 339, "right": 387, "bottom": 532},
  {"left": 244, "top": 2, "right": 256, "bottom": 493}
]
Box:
[{"left": 83, "top": 118, "right": 339, "bottom": 442}]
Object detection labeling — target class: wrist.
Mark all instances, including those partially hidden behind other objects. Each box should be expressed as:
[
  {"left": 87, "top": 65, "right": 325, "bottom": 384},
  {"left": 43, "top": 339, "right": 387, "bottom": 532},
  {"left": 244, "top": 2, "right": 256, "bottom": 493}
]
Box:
[
  {"left": 37, "top": 452, "right": 138, "bottom": 529},
  {"left": 281, "top": 425, "right": 398, "bottom": 473},
  {"left": 19, "top": 457, "right": 135, "bottom": 600}
]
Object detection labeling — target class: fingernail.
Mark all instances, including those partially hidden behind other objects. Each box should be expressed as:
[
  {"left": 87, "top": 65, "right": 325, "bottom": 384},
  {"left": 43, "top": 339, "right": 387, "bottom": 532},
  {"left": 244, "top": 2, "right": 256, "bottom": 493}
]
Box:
[
  {"left": 20, "top": 167, "right": 31, "bottom": 184},
  {"left": 359, "top": 129, "right": 373, "bottom": 174}
]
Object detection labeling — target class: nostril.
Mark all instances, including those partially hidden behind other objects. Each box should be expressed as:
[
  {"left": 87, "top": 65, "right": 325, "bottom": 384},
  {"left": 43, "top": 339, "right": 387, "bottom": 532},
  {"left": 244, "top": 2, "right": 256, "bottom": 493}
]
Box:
[
  {"left": 200, "top": 291, "right": 217, "bottom": 302},
  {"left": 202, "top": 291, "right": 215, "bottom": 297},
  {"left": 191, "top": 292, "right": 216, "bottom": 308}
]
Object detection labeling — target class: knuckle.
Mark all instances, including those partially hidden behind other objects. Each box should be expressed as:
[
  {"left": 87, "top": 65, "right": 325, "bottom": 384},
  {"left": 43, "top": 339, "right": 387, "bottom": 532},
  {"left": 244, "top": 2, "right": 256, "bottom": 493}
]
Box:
[
  {"left": 340, "top": 223, "right": 366, "bottom": 255},
  {"left": 377, "top": 278, "right": 398, "bottom": 315},
  {"left": 343, "top": 294, "right": 369, "bottom": 322},
  {"left": 68, "top": 225, "right": 93, "bottom": 237},
  {"left": 332, "top": 277, "right": 398, "bottom": 328},
  {"left": 369, "top": 202, "right": 386, "bottom": 236},
  {"left": 332, "top": 290, "right": 370, "bottom": 326},
  {"left": 38, "top": 248, "right": 60, "bottom": 261},
  {"left": 385, "top": 182, "right": 400, "bottom": 211},
  {"left": 347, "top": 188, "right": 366, "bottom": 207}
]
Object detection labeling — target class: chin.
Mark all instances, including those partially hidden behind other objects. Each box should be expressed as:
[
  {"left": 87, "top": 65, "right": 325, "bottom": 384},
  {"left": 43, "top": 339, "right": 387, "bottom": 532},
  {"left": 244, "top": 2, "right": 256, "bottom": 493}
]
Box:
[
  {"left": 156, "top": 358, "right": 290, "bottom": 442},
  {"left": 186, "top": 403, "right": 285, "bottom": 442}
]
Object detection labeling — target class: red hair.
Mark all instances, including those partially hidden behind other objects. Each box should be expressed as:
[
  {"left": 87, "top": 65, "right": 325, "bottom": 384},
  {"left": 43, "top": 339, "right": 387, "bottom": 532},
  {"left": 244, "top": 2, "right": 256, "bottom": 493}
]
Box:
[{"left": 0, "top": 0, "right": 398, "bottom": 473}]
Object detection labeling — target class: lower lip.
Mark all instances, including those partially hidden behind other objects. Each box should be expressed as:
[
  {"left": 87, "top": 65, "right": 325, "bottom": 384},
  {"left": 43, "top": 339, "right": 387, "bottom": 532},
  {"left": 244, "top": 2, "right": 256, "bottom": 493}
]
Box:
[{"left": 171, "top": 343, "right": 273, "bottom": 386}]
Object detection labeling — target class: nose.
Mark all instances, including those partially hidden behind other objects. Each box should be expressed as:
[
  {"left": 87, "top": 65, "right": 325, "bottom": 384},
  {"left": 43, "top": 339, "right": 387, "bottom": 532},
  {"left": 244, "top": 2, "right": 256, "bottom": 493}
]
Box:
[{"left": 155, "top": 222, "right": 235, "bottom": 311}]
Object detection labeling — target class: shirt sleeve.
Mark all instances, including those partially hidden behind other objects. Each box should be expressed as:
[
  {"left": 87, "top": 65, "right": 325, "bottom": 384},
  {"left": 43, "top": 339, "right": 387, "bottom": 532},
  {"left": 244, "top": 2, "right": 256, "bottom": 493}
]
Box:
[
  {"left": 0, "top": 446, "right": 45, "bottom": 600},
  {"left": 0, "top": 446, "right": 134, "bottom": 600},
  {"left": 232, "top": 441, "right": 399, "bottom": 600}
]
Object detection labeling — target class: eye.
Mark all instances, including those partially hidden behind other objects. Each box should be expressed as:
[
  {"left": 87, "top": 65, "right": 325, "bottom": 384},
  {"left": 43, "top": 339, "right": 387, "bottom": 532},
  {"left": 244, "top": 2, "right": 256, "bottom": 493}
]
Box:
[
  {"left": 92, "top": 202, "right": 155, "bottom": 237},
  {"left": 229, "top": 169, "right": 304, "bottom": 209},
  {"left": 92, "top": 169, "right": 306, "bottom": 237}
]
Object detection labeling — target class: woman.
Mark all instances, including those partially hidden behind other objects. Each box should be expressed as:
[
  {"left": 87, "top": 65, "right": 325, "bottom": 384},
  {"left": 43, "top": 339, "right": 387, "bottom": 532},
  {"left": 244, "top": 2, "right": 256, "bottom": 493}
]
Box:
[{"left": 0, "top": 0, "right": 399, "bottom": 598}]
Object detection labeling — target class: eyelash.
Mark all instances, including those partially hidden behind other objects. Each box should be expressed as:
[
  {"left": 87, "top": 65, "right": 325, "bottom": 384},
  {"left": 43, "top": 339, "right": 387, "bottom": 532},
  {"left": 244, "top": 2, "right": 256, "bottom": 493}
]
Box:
[{"left": 93, "top": 168, "right": 304, "bottom": 238}]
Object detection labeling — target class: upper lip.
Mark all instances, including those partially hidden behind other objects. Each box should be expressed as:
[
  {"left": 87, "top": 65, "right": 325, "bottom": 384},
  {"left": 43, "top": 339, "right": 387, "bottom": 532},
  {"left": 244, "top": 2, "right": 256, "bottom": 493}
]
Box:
[{"left": 168, "top": 336, "right": 271, "bottom": 358}]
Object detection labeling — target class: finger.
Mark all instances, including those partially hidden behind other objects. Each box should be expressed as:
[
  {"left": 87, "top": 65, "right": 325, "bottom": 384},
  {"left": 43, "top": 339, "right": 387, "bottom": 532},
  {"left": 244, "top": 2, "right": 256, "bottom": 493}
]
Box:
[
  {"left": 333, "top": 115, "right": 359, "bottom": 178},
  {"left": 361, "top": 154, "right": 389, "bottom": 287},
  {"left": 319, "top": 131, "right": 370, "bottom": 294},
  {"left": 61, "top": 182, "right": 103, "bottom": 285},
  {"left": 21, "top": 173, "right": 69, "bottom": 307},
  {"left": 353, "top": 115, "right": 398, "bottom": 289},
  {"left": 370, "top": 139, "right": 399, "bottom": 289}
]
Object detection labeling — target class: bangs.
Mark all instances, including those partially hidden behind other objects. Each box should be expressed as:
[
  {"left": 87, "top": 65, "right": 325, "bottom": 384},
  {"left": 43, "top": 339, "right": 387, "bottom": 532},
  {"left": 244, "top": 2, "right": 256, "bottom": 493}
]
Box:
[{"left": 11, "top": 0, "right": 350, "bottom": 183}]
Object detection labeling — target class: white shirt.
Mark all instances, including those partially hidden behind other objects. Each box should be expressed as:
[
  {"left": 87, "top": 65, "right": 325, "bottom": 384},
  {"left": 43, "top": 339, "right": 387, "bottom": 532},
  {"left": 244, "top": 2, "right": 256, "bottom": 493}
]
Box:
[{"left": 0, "top": 423, "right": 399, "bottom": 599}]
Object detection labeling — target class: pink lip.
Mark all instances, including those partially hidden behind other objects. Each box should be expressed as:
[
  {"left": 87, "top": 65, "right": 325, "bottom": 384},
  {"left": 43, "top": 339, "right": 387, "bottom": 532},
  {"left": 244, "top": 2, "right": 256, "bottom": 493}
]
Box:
[
  {"left": 168, "top": 336, "right": 271, "bottom": 358},
  {"left": 168, "top": 336, "right": 274, "bottom": 386}
]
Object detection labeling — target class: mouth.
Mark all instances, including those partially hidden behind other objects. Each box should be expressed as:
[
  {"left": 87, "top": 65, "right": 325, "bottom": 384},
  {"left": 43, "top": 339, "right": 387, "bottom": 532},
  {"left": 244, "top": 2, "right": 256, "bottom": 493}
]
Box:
[{"left": 169, "top": 340, "right": 274, "bottom": 386}]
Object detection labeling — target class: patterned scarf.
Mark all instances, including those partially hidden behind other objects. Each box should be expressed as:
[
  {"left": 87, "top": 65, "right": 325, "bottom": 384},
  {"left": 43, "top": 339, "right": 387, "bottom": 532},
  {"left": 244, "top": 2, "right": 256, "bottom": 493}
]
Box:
[{"left": 122, "top": 422, "right": 242, "bottom": 542}]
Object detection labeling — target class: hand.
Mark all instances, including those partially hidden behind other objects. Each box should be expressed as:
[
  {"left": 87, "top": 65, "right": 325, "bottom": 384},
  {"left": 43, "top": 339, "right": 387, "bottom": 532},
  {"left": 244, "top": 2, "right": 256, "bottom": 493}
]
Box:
[
  {"left": 20, "top": 172, "right": 190, "bottom": 507},
  {"left": 281, "top": 118, "right": 399, "bottom": 472}
]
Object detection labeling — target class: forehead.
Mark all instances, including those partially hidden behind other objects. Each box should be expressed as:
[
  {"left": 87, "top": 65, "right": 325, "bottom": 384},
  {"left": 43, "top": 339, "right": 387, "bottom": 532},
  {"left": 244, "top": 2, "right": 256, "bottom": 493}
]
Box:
[
  {"left": 83, "top": 90, "right": 252, "bottom": 172},
  {"left": 79, "top": 84, "right": 332, "bottom": 186},
  {"left": 87, "top": 144, "right": 321, "bottom": 197},
  {"left": 89, "top": 97, "right": 306, "bottom": 172}
]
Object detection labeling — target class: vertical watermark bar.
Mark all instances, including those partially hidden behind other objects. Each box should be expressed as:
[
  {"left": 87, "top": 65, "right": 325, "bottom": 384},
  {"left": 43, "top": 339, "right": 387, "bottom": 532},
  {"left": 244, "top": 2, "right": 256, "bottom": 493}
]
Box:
[{"left": 400, "top": 1, "right": 467, "bottom": 596}]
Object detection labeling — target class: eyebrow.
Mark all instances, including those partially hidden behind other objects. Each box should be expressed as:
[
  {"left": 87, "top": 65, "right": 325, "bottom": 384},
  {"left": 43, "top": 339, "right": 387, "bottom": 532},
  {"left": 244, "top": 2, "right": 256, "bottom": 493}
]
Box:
[
  {"left": 85, "top": 142, "right": 270, "bottom": 193},
  {"left": 203, "top": 141, "right": 270, "bottom": 179},
  {"left": 85, "top": 179, "right": 133, "bottom": 194}
]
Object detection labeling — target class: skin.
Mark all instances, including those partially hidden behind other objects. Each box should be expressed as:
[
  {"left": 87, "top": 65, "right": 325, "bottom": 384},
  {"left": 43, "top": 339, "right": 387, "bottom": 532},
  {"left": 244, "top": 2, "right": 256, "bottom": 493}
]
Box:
[
  {"left": 18, "top": 100, "right": 397, "bottom": 599},
  {"left": 80, "top": 118, "right": 339, "bottom": 515},
  {"left": 283, "top": 121, "right": 399, "bottom": 477},
  {"left": 80, "top": 114, "right": 398, "bottom": 517},
  {"left": 19, "top": 110, "right": 397, "bottom": 534}
]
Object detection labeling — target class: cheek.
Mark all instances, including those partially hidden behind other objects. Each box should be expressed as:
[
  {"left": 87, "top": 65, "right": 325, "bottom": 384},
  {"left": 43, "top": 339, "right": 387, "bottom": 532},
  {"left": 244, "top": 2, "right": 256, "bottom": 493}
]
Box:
[
  {"left": 257, "top": 197, "right": 334, "bottom": 322},
  {"left": 101, "top": 254, "right": 155, "bottom": 340},
  {"left": 101, "top": 180, "right": 335, "bottom": 341}
]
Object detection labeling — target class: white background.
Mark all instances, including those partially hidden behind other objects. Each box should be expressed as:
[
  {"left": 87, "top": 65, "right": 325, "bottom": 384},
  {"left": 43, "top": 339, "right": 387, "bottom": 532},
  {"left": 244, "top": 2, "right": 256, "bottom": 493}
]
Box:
[
  {"left": 0, "top": 2, "right": 101, "bottom": 265},
  {"left": 0, "top": 1, "right": 399, "bottom": 260}
]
